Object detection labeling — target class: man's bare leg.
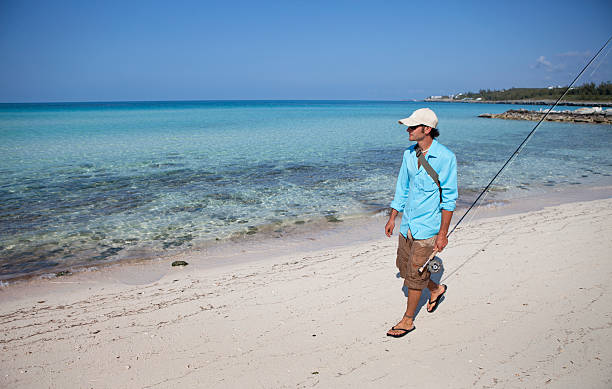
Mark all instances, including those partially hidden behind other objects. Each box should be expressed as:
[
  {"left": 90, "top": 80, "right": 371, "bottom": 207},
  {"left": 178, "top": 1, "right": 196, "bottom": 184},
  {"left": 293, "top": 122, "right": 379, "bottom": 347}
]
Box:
[
  {"left": 387, "top": 280, "right": 447, "bottom": 335},
  {"left": 427, "top": 280, "right": 446, "bottom": 311},
  {"left": 387, "top": 288, "right": 421, "bottom": 336}
]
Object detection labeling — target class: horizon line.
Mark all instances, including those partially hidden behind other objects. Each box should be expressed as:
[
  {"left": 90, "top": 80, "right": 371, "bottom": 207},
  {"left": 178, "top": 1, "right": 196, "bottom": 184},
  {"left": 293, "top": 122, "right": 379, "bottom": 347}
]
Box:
[{"left": 0, "top": 98, "right": 425, "bottom": 105}]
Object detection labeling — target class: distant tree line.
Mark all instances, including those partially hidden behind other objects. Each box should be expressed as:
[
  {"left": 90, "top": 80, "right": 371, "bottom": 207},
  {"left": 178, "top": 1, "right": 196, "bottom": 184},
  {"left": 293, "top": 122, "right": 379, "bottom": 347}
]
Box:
[{"left": 458, "top": 82, "right": 612, "bottom": 102}]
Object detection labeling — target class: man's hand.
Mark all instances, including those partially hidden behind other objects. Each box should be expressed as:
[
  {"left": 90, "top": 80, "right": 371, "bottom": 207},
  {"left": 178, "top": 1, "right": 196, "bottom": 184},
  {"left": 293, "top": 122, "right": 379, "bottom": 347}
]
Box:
[
  {"left": 385, "top": 218, "right": 395, "bottom": 237},
  {"left": 385, "top": 208, "right": 398, "bottom": 237},
  {"left": 433, "top": 234, "right": 448, "bottom": 252}
]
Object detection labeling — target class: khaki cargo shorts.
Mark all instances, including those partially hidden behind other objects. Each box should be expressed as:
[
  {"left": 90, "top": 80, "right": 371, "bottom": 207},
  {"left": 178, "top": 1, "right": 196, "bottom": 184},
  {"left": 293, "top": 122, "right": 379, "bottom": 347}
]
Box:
[{"left": 396, "top": 230, "right": 437, "bottom": 290}]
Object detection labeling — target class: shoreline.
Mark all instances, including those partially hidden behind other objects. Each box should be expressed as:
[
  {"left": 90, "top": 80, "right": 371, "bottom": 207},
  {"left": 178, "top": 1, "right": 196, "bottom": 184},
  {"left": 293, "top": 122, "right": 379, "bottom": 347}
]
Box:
[
  {"left": 0, "top": 185, "right": 511, "bottom": 283},
  {"left": 1, "top": 190, "right": 611, "bottom": 387},
  {"left": 3, "top": 183, "right": 611, "bottom": 291}
]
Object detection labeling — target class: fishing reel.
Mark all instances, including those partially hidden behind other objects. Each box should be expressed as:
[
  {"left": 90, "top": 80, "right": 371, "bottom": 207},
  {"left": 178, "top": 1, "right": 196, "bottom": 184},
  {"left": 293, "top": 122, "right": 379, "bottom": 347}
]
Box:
[{"left": 427, "top": 257, "right": 443, "bottom": 273}]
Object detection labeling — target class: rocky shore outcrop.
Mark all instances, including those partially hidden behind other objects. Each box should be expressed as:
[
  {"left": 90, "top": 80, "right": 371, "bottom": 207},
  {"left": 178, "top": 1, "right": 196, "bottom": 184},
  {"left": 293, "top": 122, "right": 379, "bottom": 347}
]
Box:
[{"left": 478, "top": 108, "right": 612, "bottom": 124}]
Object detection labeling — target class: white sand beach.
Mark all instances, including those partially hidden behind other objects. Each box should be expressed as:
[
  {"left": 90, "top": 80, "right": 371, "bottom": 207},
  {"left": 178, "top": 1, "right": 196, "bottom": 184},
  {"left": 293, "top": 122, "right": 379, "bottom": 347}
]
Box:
[{"left": 1, "top": 194, "right": 612, "bottom": 388}]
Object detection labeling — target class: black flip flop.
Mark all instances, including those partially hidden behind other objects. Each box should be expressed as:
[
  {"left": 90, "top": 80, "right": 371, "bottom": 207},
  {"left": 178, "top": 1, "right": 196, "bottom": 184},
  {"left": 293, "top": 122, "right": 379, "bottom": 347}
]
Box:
[
  {"left": 386, "top": 325, "right": 416, "bottom": 338},
  {"left": 427, "top": 284, "right": 447, "bottom": 313}
]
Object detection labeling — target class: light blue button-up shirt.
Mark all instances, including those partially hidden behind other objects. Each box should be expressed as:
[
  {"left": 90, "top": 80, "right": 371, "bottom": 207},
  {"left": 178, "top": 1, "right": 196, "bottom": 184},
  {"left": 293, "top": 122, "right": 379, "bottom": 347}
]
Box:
[{"left": 390, "top": 139, "right": 458, "bottom": 239}]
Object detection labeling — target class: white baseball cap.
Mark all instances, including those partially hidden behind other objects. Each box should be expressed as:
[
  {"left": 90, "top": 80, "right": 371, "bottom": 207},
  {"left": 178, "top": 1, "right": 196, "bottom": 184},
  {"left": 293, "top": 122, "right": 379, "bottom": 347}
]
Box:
[{"left": 398, "top": 108, "right": 438, "bottom": 129}]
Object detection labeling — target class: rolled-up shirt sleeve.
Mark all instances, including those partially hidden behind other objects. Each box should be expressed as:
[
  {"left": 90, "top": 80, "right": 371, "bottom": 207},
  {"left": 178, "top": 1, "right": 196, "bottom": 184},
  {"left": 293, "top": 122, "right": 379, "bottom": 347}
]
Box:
[
  {"left": 390, "top": 151, "right": 410, "bottom": 212},
  {"left": 439, "top": 154, "right": 458, "bottom": 211}
]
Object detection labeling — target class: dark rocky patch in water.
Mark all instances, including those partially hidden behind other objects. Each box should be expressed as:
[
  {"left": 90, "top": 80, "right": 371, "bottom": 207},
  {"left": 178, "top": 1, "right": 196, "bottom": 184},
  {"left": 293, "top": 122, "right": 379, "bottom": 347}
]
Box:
[{"left": 162, "top": 234, "right": 194, "bottom": 249}]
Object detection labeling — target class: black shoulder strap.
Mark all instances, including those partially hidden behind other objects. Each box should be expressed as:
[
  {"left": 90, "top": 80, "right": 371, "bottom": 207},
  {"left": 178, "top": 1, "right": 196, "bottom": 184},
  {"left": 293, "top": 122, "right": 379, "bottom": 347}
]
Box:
[{"left": 416, "top": 147, "right": 442, "bottom": 203}]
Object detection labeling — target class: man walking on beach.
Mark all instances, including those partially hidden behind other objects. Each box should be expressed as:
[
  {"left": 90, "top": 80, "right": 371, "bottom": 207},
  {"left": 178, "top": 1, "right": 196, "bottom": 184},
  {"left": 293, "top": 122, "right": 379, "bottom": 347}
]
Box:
[{"left": 385, "top": 108, "right": 458, "bottom": 337}]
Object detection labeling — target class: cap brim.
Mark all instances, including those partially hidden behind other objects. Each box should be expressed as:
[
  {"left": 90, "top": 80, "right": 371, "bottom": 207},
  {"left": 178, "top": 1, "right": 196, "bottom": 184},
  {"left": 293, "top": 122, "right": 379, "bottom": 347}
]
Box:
[{"left": 398, "top": 118, "right": 420, "bottom": 127}]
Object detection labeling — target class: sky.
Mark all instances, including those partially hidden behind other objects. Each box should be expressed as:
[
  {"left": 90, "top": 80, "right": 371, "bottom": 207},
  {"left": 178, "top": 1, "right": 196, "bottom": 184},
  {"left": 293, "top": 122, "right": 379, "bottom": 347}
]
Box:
[{"left": 0, "top": 0, "right": 611, "bottom": 102}]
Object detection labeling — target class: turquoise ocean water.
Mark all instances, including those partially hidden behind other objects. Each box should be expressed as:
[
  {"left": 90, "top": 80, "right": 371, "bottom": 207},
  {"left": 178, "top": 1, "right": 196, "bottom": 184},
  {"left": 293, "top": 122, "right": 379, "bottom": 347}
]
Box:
[{"left": 1, "top": 101, "right": 611, "bottom": 280}]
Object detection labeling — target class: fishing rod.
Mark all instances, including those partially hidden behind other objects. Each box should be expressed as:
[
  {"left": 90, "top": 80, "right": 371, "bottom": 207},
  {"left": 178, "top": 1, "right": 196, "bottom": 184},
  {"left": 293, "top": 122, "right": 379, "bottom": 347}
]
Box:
[{"left": 419, "top": 35, "right": 612, "bottom": 277}]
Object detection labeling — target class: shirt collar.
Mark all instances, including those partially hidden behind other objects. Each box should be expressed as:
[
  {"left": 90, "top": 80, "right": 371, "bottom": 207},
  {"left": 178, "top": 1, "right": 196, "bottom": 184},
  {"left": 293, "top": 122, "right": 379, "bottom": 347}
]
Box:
[
  {"left": 427, "top": 139, "right": 440, "bottom": 157},
  {"left": 412, "top": 139, "right": 440, "bottom": 157}
]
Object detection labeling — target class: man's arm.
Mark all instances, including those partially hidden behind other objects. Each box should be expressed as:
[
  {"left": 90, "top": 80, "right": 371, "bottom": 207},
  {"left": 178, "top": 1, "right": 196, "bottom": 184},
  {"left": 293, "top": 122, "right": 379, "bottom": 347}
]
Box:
[
  {"left": 386, "top": 152, "right": 410, "bottom": 237},
  {"left": 439, "top": 154, "right": 458, "bottom": 212},
  {"left": 435, "top": 152, "right": 458, "bottom": 251},
  {"left": 434, "top": 209, "right": 453, "bottom": 251},
  {"left": 385, "top": 208, "right": 399, "bottom": 237}
]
